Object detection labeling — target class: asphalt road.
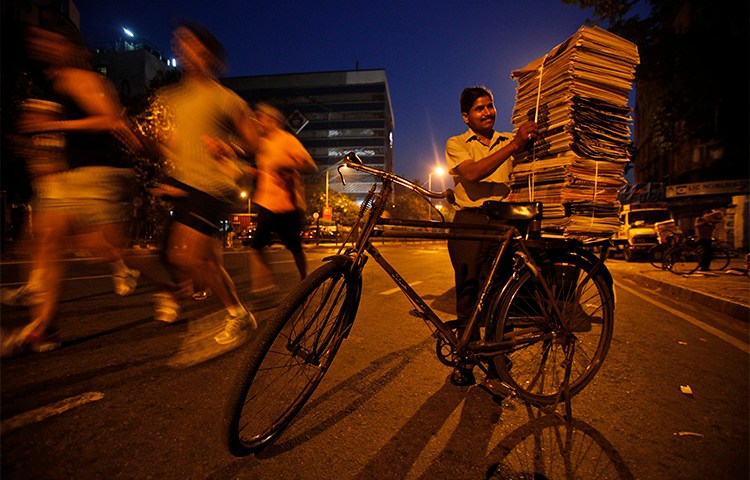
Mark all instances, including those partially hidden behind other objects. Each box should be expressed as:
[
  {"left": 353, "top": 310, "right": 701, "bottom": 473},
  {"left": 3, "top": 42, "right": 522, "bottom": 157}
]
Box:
[{"left": 1, "top": 244, "right": 748, "bottom": 480}]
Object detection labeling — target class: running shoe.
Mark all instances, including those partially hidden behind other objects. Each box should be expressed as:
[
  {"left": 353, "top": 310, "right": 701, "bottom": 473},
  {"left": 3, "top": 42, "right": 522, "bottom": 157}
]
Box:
[
  {"left": 113, "top": 268, "right": 140, "bottom": 296},
  {"left": 153, "top": 292, "right": 180, "bottom": 323},
  {"left": 191, "top": 289, "right": 212, "bottom": 301},
  {"left": 214, "top": 310, "right": 257, "bottom": 345},
  {"left": 1, "top": 285, "right": 43, "bottom": 307}
]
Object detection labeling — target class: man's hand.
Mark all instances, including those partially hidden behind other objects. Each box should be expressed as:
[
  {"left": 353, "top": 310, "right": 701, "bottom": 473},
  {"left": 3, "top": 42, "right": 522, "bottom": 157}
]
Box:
[
  {"left": 511, "top": 121, "right": 539, "bottom": 151},
  {"left": 202, "top": 135, "right": 244, "bottom": 180}
]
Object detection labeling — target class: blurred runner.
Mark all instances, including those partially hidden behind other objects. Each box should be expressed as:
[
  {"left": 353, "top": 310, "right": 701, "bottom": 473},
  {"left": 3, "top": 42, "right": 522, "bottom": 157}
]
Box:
[
  {"left": 247, "top": 102, "right": 317, "bottom": 294},
  {"left": 155, "top": 21, "right": 260, "bottom": 345},
  {"left": 2, "top": 23, "right": 144, "bottom": 356}
]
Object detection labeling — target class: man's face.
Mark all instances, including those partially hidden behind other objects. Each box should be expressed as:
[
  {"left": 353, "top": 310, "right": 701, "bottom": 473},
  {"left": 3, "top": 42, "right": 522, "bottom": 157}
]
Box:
[{"left": 462, "top": 95, "right": 496, "bottom": 133}]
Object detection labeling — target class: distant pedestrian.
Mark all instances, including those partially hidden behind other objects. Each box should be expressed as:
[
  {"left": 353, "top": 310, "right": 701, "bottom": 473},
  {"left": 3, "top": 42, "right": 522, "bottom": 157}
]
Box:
[{"left": 695, "top": 209, "right": 723, "bottom": 271}]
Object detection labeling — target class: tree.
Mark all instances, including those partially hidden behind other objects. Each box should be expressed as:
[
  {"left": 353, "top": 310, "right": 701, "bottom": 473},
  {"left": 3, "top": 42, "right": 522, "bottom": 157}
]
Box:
[
  {"left": 563, "top": 0, "right": 749, "bottom": 173},
  {"left": 304, "top": 177, "right": 359, "bottom": 226},
  {"left": 385, "top": 180, "right": 455, "bottom": 222}
]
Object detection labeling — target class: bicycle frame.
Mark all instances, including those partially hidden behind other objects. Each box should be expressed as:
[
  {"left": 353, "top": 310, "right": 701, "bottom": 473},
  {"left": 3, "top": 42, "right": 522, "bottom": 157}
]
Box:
[
  {"left": 333, "top": 154, "right": 612, "bottom": 369},
  {"left": 225, "top": 153, "right": 618, "bottom": 455}
]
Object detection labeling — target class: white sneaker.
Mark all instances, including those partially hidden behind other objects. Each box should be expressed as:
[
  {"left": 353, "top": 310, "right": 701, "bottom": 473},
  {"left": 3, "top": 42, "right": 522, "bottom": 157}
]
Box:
[
  {"left": 1, "top": 285, "right": 42, "bottom": 306},
  {"left": 153, "top": 292, "right": 180, "bottom": 323},
  {"left": 113, "top": 268, "right": 140, "bottom": 296},
  {"left": 214, "top": 310, "right": 257, "bottom": 345}
]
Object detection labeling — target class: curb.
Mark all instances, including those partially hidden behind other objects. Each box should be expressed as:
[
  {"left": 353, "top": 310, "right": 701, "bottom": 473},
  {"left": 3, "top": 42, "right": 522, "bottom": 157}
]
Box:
[{"left": 629, "top": 273, "right": 749, "bottom": 322}]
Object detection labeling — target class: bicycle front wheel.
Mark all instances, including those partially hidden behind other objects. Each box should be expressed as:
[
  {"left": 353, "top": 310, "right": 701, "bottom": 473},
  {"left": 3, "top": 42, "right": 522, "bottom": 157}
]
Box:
[
  {"left": 485, "top": 252, "right": 614, "bottom": 406},
  {"left": 226, "top": 258, "right": 361, "bottom": 455},
  {"left": 648, "top": 244, "right": 668, "bottom": 269}
]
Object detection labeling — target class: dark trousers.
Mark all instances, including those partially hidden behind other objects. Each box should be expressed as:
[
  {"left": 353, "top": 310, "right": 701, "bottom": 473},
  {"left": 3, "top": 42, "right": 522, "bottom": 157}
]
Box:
[
  {"left": 448, "top": 209, "right": 505, "bottom": 326},
  {"left": 698, "top": 238, "right": 713, "bottom": 270}
]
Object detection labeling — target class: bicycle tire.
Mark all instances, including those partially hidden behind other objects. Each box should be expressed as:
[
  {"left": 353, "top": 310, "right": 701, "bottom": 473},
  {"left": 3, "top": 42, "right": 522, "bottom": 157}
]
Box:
[
  {"left": 709, "top": 247, "right": 730, "bottom": 271},
  {"left": 226, "top": 258, "right": 361, "bottom": 455},
  {"left": 484, "top": 252, "right": 614, "bottom": 405},
  {"left": 665, "top": 245, "right": 700, "bottom": 275},
  {"left": 648, "top": 244, "right": 669, "bottom": 269}
]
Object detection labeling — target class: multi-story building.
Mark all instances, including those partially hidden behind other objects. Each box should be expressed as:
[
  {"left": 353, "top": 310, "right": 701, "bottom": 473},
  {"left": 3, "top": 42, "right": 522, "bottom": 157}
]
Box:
[
  {"left": 223, "top": 69, "right": 394, "bottom": 203},
  {"left": 91, "top": 39, "right": 173, "bottom": 102}
]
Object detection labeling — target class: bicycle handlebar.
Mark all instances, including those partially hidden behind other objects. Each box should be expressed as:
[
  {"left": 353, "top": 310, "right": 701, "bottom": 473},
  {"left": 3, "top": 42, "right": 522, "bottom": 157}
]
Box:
[{"left": 340, "top": 152, "right": 453, "bottom": 201}]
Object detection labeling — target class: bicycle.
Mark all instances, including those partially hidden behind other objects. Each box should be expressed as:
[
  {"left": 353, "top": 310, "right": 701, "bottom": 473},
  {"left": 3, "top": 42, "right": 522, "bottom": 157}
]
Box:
[
  {"left": 663, "top": 237, "right": 730, "bottom": 275},
  {"left": 225, "top": 152, "right": 617, "bottom": 455},
  {"left": 648, "top": 220, "right": 684, "bottom": 270},
  {"left": 648, "top": 236, "right": 680, "bottom": 269}
]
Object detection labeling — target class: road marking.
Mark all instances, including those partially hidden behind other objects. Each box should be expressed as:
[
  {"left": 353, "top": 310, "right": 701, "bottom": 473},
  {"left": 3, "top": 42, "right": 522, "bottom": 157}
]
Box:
[
  {"left": 1, "top": 391, "right": 105, "bottom": 434},
  {"left": 615, "top": 280, "right": 749, "bottom": 354},
  {"left": 380, "top": 281, "right": 422, "bottom": 296}
]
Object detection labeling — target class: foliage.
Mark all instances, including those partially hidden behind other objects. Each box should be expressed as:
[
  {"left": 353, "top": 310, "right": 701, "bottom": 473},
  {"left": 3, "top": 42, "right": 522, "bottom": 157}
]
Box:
[
  {"left": 304, "top": 177, "right": 360, "bottom": 226},
  {"left": 385, "top": 181, "right": 455, "bottom": 222}
]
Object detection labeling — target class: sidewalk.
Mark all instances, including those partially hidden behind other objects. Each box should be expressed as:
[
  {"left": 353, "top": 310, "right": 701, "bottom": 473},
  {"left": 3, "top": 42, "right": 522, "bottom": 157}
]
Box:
[{"left": 616, "top": 256, "right": 749, "bottom": 322}]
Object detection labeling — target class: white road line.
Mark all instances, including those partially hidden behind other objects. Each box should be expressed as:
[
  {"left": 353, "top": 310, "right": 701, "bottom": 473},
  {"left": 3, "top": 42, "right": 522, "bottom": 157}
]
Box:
[
  {"left": 379, "top": 281, "right": 422, "bottom": 296},
  {"left": 615, "top": 280, "right": 749, "bottom": 354},
  {"left": 1, "top": 391, "right": 105, "bottom": 434}
]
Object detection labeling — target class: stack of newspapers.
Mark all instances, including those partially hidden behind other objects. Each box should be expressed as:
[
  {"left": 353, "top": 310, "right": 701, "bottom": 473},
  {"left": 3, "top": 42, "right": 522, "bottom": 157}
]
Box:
[{"left": 507, "top": 25, "right": 639, "bottom": 238}]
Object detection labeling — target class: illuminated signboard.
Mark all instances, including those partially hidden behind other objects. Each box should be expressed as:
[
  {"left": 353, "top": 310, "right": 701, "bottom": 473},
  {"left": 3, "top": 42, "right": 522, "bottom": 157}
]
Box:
[{"left": 666, "top": 180, "right": 749, "bottom": 198}]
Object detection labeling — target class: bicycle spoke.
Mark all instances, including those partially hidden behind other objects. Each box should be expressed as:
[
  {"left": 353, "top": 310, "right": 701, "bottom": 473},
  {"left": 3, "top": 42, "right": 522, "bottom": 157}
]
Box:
[
  {"left": 487, "top": 253, "right": 614, "bottom": 405},
  {"left": 226, "top": 261, "right": 360, "bottom": 454}
]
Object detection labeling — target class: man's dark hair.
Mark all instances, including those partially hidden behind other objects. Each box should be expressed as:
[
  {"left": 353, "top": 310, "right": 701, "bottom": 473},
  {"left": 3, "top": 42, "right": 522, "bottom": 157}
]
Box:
[{"left": 460, "top": 86, "right": 493, "bottom": 114}]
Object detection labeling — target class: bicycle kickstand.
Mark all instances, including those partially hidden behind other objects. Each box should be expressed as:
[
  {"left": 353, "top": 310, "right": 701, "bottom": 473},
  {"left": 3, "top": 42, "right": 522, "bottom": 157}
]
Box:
[{"left": 550, "top": 342, "right": 575, "bottom": 421}]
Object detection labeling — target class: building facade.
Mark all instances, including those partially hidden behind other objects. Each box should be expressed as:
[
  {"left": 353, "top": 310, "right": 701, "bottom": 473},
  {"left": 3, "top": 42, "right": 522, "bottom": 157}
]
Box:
[
  {"left": 91, "top": 39, "right": 172, "bottom": 102},
  {"left": 632, "top": 1, "right": 749, "bottom": 249},
  {"left": 223, "top": 69, "right": 394, "bottom": 202}
]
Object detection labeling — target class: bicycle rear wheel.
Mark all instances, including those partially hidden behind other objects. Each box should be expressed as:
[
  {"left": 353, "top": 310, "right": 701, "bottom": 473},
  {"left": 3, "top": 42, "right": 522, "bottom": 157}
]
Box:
[
  {"left": 709, "top": 247, "right": 730, "bottom": 271},
  {"left": 226, "top": 259, "right": 361, "bottom": 455},
  {"left": 485, "top": 252, "right": 614, "bottom": 405},
  {"left": 665, "top": 245, "right": 700, "bottom": 275}
]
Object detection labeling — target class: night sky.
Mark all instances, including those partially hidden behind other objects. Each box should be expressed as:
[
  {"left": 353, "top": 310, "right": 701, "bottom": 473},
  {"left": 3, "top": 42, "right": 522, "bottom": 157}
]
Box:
[{"left": 74, "top": 0, "right": 617, "bottom": 188}]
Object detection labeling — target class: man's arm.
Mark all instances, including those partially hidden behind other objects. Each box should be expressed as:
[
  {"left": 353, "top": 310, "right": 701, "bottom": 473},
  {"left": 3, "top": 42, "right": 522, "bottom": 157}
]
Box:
[
  {"left": 231, "top": 105, "right": 261, "bottom": 156},
  {"left": 452, "top": 121, "right": 538, "bottom": 182},
  {"left": 273, "top": 132, "right": 317, "bottom": 174}
]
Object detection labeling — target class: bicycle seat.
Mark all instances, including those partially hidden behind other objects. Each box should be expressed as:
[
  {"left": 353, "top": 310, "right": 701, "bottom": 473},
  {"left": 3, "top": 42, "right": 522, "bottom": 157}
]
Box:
[{"left": 482, "top": 201, "right": 543, "bottom": 221}]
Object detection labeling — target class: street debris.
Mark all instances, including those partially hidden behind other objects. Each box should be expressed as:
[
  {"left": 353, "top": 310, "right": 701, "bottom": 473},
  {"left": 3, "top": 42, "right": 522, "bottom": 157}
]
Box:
[
  {"left": 680, "top": 385, "right": 694, "bottom": 397},
  {"left": 675, "top": 431, "right": 704, "bottom": 438}
]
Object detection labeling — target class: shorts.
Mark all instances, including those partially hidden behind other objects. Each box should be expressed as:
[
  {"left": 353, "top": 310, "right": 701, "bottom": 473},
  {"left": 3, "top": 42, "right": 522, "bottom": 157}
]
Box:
[
  {"left": 170, "top": 180, "right": 230, "bottom": 237},
  {"left": 251, "top": 205, "right": 303, "bottom": 253},
  {"left": 33, "top": 166, "right": 134, "bottom": 226}
]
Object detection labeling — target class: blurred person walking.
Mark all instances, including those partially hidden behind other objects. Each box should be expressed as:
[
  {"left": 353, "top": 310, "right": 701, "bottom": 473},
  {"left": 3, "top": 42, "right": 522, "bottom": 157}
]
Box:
[
  {"left": 247, "top": 102, "right": 317, "bottom": 294},
  {"left": 154, "top": 21, "right": 260, "bottom": 345},
  {"left": 1, "top": 23, "right": 144, "bottom": 356}
]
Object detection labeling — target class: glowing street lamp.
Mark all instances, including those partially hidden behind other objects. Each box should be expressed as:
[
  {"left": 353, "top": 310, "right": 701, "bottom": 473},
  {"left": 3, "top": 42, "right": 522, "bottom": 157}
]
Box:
[
  {"left": 240, "top": 190, "right": 251, "bottom": 213},
  {"left": 426, "top": 167, "right": 445, "bottom": 218},
  {"left": 122, "top": 27, "right": 135, "bottom": 38},
  {"left": 428, "top": 166, "right": 445, "bottom": 192}
]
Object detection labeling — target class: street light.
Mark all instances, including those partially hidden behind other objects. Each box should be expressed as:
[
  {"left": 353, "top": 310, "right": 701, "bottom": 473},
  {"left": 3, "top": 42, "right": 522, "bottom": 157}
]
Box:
[
  {"left": 428, "top": 166, "right": 445, "bottom": 192},
  {"left": 426, "top": 167, "right": 445, "bottom": 218},
  {"left": 240, "top": 190, "right": 251, "bottom": 213}
]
